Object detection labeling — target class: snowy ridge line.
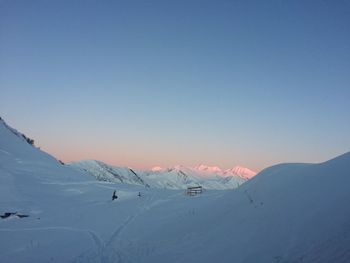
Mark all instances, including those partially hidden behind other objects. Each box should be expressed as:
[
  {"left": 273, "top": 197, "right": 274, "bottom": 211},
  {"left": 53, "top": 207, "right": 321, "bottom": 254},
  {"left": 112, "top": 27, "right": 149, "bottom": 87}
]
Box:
[
  {"left": 0, "top": 118, "right": 35, "bottom": 146},
  {"left": 70, "top": 160, "right": 256, "bottom": 190}
]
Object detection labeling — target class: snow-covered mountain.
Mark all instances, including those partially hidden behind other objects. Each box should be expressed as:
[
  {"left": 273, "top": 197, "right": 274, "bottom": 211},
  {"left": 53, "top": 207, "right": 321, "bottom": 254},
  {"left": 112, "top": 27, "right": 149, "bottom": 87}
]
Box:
[
  {"left": 1, "top": 117, "right": 350, "bottom": 262},
  {"left": 70, "top": 161, "right": 256, "bottom": 189},
  {"left": 71, "top": 160, "right": 148, "bottom": 186},
  {"left": 193, "top": 164, "right": 223, "bottom": 174},
  {"left": 223, "top": 166, "right": 256, "bottom": 179},
  {"left": 192, "top": 164, "right": 256, "bottom": 179}
]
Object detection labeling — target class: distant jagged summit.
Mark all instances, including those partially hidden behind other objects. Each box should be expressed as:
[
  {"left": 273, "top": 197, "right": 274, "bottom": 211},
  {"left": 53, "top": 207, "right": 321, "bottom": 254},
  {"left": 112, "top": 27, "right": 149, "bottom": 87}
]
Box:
[
  {"left": 71, "top": 161, "right": 257, "bottom": 190},
  {"left": 0, "top": 117, "right": 256, "bottom": 190},
  {"left": 151, "top": 166, "right": 163, "bottom": 172},
  {"left": 194, "top": 164, "right": 222, "bottom": 174},
  {"left": 151, "top": 164, "right": 256, "bottom": 178},
  {"left": 223, "top": 166, "right": 256, "bottom": 180}
]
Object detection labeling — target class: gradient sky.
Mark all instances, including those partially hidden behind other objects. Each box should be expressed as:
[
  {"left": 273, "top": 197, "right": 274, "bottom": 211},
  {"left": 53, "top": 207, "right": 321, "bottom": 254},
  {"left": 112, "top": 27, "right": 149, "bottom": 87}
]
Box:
[{"left": 1, "top": 0, "right": 350, "bottom": 171}]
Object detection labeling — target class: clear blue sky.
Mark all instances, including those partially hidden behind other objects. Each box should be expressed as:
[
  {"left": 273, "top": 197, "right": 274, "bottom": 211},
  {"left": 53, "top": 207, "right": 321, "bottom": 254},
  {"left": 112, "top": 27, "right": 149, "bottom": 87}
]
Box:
[{"left": 1, "top": 0, "right": 349, "bottom": 171}]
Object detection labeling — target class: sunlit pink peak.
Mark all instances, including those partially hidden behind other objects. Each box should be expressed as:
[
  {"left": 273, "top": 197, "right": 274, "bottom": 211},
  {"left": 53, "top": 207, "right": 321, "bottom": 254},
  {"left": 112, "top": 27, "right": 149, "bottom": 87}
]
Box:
[
  {"left": 224, "top": 166, "right": 256, "bottom": 179},
  {"left": 149, "top": 164, "right": 256, "bottom": 180},
  {"left": 194, "top": 164, "right": 222, "bottom": 173},
  {"left": 151, "top": 166, "right": 163, "bottom": 172}
]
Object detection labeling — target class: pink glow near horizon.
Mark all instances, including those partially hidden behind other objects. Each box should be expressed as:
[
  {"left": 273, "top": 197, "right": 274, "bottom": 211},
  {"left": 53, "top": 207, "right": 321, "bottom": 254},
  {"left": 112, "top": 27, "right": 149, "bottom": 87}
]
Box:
[
  {"left": 46, "top": 143, "right": 265, "bottom": 172},
  {"left": 32, "top": 125, "right": 346, "bottom": 174}
]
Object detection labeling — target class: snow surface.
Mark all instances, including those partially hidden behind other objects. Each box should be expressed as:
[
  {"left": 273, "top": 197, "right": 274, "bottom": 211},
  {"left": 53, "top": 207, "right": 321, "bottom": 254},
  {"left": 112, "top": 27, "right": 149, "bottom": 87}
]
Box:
[
  {"left": 70, "top": 160, "right": 147, "bottom": 186},
  {"left": 70, "top": 161, "right": 255, "bottom": 190},
  {"left": 1, "top": 118, "right": 350, "bottom": 263}
]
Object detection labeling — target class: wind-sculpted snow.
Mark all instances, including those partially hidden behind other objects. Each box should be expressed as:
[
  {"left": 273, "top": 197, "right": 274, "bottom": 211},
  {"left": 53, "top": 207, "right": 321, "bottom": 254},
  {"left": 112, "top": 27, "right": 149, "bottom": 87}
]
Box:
[{"left": 1, "top": 119, "right": 350, "bottom": 262}]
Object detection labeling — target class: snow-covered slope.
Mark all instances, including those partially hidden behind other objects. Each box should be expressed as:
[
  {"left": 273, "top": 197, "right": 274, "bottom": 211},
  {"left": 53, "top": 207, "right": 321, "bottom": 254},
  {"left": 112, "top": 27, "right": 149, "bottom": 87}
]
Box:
[
  {"left": 0, "top": 118, "right": 103, "bottom": 262},
  {"left": 145, "top": 152, "right": 350, "bottom": 263},
  {"left": 1, "top": 118, "right": 349, "bottom": 263},
  {"left": 71, "top": 160, "right": 148, "bottom": 186},
  {"left": 70, "top": 161, "right": 256, "bottom": 189}
]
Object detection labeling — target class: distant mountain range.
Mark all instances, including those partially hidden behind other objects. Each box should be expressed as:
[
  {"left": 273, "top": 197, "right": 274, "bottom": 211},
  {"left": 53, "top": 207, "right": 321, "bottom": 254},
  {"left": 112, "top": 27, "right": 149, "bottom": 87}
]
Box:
[
  {"left": 1, "top": 116, "right": 350, "bottom": 262},
  {"left": 0, "top": 116, "right": 256, "bottom": 190},
  {"left": 69, "top": 160, "right": 256, "bottom": 190}
]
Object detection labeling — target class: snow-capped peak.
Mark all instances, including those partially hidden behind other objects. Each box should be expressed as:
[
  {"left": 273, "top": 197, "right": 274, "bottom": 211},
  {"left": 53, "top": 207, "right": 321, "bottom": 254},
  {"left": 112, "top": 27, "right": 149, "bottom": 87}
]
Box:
[
  {"left": 194, "top": 164, "right": 222, "bottom": 173},
  {"left": 151, "top": 166, "right": 163, "bottom": 172},
  {"left": 223, "top": 166, "right": 256, "bottom": 179}
]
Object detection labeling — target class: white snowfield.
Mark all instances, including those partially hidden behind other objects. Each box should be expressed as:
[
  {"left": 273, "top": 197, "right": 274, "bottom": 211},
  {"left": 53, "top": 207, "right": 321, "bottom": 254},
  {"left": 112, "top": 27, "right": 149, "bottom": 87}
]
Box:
[
  {"left": 70, "top": 161, "right": 256, "bottom": 190},
  {"left": 1, "top": 118, "right": 350, "bottom": 263}
]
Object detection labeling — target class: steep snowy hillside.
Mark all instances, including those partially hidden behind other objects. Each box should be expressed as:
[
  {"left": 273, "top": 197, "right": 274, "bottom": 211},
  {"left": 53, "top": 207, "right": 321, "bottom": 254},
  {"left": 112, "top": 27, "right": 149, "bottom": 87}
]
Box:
[
  {"left": 0, "top": 119, "right": 161, "bottom": 262},
  {"left": 0, "top": 118, "right": 103, "bottom": 261},
  {"left": 71, "top": 160, "right": 148, "bottom": 186},
  {"left": 70, "top": 161, "right": 255, "bottom": 189},
  {"left": 0, "top": 118, "right": 89, "bottom": 187}
]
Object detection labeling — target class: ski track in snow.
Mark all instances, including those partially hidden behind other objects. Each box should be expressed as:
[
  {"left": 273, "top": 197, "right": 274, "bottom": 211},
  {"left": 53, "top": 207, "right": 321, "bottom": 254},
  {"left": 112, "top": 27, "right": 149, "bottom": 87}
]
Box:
[
  {"left": 87, "top": 231, "right": 104, "bottom": 260},
  {"left": 0, "top": 226, "right": 94, "bottom": 232},
  {"left": 2, "top": 218, "right": 140, "bottom": 263},
  {"left": 73, "top": 191, "right": 169, "bottom": 263},
  {"left": 0, "top": 148, "right": 11, "bottom": 155},
  {"left": 106, "top": 215, "right": 135, "bottom": 247},
  {"left": 0, "top": 212, "right": 142, "bottom": 263}
]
